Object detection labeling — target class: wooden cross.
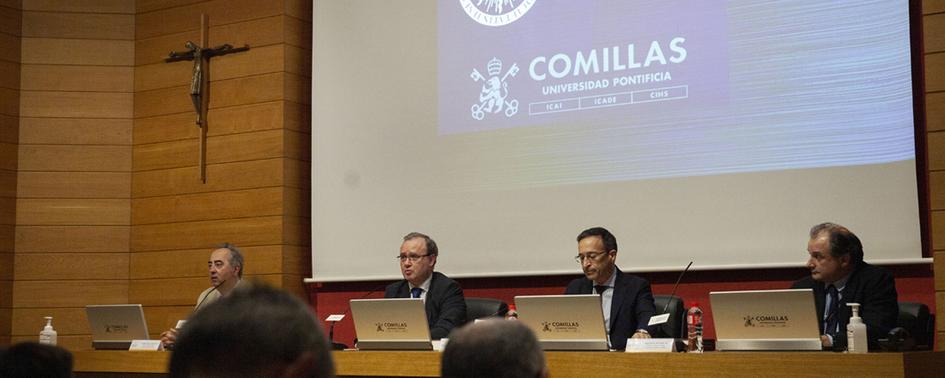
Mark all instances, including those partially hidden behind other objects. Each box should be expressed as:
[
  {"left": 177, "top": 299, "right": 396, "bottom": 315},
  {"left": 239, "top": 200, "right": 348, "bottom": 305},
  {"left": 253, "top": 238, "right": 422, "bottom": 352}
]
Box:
[{"left": 164, "top": 14, "right": 249, "bottom": 183}]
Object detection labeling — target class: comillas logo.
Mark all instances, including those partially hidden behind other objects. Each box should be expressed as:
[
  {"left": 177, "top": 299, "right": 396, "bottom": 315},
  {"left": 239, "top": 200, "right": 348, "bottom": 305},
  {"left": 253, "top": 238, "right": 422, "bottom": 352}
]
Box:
[{"left": 460, "top": 0, "right": 536, "bottom": 27}]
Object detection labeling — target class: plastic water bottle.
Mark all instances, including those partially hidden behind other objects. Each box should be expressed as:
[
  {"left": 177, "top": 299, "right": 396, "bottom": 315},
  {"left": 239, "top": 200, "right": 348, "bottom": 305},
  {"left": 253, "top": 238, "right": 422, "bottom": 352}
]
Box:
[
  {"left": 687, "top": 303, "right": 703, "bottom": 353},
  {"left": 39, "top": 316, "right": 57, "bottom": 346},
  {"left": 505, "top": 304, "right": 519, "bottom": 320}
]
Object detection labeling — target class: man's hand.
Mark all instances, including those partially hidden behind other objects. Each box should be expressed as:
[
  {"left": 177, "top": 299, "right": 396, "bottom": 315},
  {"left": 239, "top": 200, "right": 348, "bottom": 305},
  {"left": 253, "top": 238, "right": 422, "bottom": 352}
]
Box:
[
  {"left": 820, "top": 334, "right": 832, "bottom": 348},
  {"left": 631, "top": 330, "right": 651, "bottom": 339},
  {"left": 160, "top": 328, "right": 178, "bottom": 349}
]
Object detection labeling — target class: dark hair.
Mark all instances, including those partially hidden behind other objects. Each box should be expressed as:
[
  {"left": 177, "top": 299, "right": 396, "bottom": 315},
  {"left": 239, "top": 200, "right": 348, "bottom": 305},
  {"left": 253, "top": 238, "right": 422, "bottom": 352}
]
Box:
[
  {"left": 403, "top": 232, "right": 439, "bottom": 256},
  {"left": 441, "top": 319, "right": 546, "bottom": 378},
  {"left": 809, "top": 222, "right": 863, "bottom": 264},
  {"left": 218, "top": 242, "right": 244, "bottom": 278},
  {"left": 169, "top": 283, "right": 335, "bottom": 378},
  {"left": 0, "top": 342, "right": 73, "bottom": 378},
  {"left": 576, "top": 227, "right": 618, "bottom": 252}
]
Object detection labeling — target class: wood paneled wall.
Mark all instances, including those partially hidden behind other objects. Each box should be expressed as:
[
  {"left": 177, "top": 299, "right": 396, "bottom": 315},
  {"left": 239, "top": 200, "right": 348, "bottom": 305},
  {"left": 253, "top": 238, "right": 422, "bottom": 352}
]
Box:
[
  {"left": 10, "top": 0, "right": 134, "bottom": 350},
  {"left": 130, "top": 0, "right": 311, "bottom": 338},
  {"left": 926, "top": 0, "right": 945, "bottom": 350},
  {"left": 0, "top": 0, "right": 21, "bottom": 347}
]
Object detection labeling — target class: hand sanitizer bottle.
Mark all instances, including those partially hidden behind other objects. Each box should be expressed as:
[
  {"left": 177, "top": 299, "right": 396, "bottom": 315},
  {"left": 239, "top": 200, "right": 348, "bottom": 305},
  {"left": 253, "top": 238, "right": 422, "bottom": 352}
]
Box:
[
  {"left": 39, "top": 316, "right": 58, "bottom": 346},
  {"left": 846, "top": 303, "right": 867, "bottom": 353}
]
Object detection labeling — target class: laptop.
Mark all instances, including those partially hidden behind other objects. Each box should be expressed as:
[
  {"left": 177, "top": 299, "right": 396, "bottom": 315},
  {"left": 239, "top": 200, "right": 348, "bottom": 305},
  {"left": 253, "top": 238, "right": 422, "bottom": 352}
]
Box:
[
  {"left": 710, "top": 288, "right": 822, "bottom": 351},
  {"left": 514, "top": 294, "right": 609, "bottom": 351},
  {"left": 85, "top": 304, "right": 151, "bottom": 350},
  {"left": 350, "top": 298, "right": 433, "bottom": 350}
]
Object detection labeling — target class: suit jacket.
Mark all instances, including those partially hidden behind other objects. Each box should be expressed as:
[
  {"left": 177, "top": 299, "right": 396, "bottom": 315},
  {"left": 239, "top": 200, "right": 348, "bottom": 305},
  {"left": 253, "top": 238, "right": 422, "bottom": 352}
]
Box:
[
  {"left": 791, "top": 261, "right": 898, "bottom": 351},
  {"left": 384, "top": 271, "right": 467, "bottom": 339},
  {"left": 565, "top": 267, "right": 657, "bottom": 350}
]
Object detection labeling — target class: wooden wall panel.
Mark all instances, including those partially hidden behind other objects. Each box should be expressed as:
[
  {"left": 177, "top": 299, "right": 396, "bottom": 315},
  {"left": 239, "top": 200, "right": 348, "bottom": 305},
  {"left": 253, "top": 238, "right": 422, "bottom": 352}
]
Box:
[
  {"left": 0, "top": 0, "right": 18, "bottom": 346},
  {"left": 130, "top": 245, "right": 285, "bottom": 279},
  {"left": 131, "top": 216, "right": 284, "bottom": 252},
  {"left": 132, "top": 187, "right": 284, "bottom": 225},
  {"left": 16, "top": 198, "right": 130, "bottom": 225},
  {"left": 20, "top": 65, "right": 133, "bottom": 92},
  {"left": 0, "top": 252, "right": 11, "bottom": 280},
  {"left": 926, "top": 92, "right": 944, "bottom": 132},
  {"left": 19, "top": 118, "right": 131, "bottom": 145},
  {"left": 14, "top": 253, "right": 129, "bottom": 280},
  {"left": 927, "top": 13, "right": 945, "bottom": 54},
  {"left": 21, "top": 11, "right": 134, "bottom": 39},
  {"left": 135, "top": 101, "right": 285, "bottom": 145},
  {"left": 21, "top": 38, "right": 133, "bottom": 66},
  {"left": 19, "top": 91, "right": 133, "bottom": 118},
  {"left": 136, "top": 44, "right": 285, "bottom": 92},
  {"left": 18, "top": 145, "right": 131, "bottom": 171},
  {"left": 12, "top": 307, "right": 90, "bottom": 336},
  {"left": 0, "top": 60, "right": 18, "bottom": 89},
  {"left": 12, "top": 281, "right": 127, "bottom": 308},
  {"left": 134, "top": 15, "right": 287, "bottom": 66},
  {"left": 15, "top": 226, "right": 129, "bottom": 253},
  {"left": 926, "top": 0, "right": 945, "bottom": 15},
  {"left": 132, "top": 158, "right": 285, "bottom": 198},
  {"left": 134, "top": 129, "right": 287, "bottom": 171},
  {"left": 135, "top": 0, "right": 284, "bottom": 39},
  {"left": 0, "top": 5, "right": 21, "bottom": 36},
  {"left": 929, "top": 53, "right": 945, "bottom": 93},
  {"left": 22, "top": 0, "right": 133, "bottom": 14},
  {"left": 18, "top": 172, "right": 131, "bottom": 198}
]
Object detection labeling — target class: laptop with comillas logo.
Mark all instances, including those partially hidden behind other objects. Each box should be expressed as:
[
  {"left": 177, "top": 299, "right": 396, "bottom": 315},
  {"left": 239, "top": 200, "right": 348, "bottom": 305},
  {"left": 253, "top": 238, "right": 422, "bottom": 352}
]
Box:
[
  {"left": 350, "top": 298, "right": 433, "bottom": 350},
  {"left": 710, "top": 288, "right": 822, "bottom": 351},
  {"left": 514, "top": 294, "right": 609, "bottom": 351},
  {"left": 85, "top": 304, "right": 151, "bottom": 350}
]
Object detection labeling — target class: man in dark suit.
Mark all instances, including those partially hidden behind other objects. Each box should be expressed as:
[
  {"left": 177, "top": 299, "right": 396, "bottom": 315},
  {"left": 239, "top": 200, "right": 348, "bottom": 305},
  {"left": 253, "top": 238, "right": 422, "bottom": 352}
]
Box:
[
  {"left": 565, "top": 227, "right": 656, "bottom": 350},
  {"left": 385, "top": 232, "right": 466, "bottom": 339},
  {"left": 791, "top": 222, "right": 898, "bottom": 351}
]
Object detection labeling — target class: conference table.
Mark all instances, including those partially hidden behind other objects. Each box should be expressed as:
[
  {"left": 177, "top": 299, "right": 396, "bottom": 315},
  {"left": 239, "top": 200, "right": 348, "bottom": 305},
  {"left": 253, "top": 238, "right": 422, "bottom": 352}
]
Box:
[{"left": 73, "top": 350, "right": 945, "bottom": 377}]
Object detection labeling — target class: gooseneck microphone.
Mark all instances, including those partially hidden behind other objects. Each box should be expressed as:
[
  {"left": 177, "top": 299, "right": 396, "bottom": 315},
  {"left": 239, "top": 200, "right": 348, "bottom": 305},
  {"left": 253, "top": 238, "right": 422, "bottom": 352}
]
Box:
[
  {"left": 195, "top": 279, "right": 227, "bottom": 311},
  {"left": 663, "top": 261, "right": 693, "bottom": 313}
]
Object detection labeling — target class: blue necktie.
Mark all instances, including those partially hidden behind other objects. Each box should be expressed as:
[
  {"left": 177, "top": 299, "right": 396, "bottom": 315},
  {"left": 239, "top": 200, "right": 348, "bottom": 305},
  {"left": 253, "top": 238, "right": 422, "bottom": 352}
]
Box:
[
  {"left": 824, "top": 285, "right": 840, "bottom": 335},
  {"left": 410, "top": 287, "right": 423, "bottom": 298}
]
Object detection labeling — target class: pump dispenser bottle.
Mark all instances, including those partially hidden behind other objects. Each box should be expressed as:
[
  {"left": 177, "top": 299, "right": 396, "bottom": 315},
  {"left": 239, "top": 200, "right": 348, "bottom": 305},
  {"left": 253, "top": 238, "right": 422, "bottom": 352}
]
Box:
[
  {"left": 39, "top": 316, "right": 58, "bottom": 346},
  {"left": 846, "top": 303, "right": 867, "bottom": 353}
]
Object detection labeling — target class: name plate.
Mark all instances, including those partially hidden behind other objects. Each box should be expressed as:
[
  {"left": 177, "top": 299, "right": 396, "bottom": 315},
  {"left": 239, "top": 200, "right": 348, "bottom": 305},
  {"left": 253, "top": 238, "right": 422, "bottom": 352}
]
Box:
[
  {"left": 647, "top": 313, "right": 670, "bottom": 326},
  {"left": 325, "top": 314, "right": 345, "bottom": 322},
  {"left": 129, "top": 340, "right": 163, "bottom": 351},
  {"left": 625, "top": 338, "right": 675, "bottom": 353}
]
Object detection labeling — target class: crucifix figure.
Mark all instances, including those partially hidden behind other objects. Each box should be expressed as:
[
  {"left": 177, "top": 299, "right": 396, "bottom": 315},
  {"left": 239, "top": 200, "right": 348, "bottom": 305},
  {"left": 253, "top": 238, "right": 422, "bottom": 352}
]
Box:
[
  {"left": 162, "top": 14, "right": 249, "bottom": 183},
  {"left": 166, "top": 40, "right": 249, "bottom": 126}
]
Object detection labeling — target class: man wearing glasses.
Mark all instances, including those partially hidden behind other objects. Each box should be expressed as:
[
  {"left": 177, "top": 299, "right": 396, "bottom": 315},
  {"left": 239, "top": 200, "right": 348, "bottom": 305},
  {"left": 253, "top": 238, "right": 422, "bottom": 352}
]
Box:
[
  {"left": 385, "top": 232, "right": 467, "bottom": 339},
  {"left": 565, "top": 227, "right": 656, "bottom": 350}
]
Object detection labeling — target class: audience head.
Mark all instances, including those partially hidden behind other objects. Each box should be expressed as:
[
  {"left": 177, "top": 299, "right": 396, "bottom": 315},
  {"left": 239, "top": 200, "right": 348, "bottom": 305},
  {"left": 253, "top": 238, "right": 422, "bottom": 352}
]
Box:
[
  {"left": 441, "top": 319, "right": 547, "bottom": 378},
  {"left": 399, "top": 232, "right": 438, "bottom": 286},
  {"left": 575, "top": 226, "right": 619, "bottom": 285},
  {"left": 169, "top": 283, "right": 335, "bottom": 378},
  {"left": 806, "top": 222, "right": 862, "bottom": 283},
  {"left": 0, "top": 342, "right": 73, "bottom": 378}
]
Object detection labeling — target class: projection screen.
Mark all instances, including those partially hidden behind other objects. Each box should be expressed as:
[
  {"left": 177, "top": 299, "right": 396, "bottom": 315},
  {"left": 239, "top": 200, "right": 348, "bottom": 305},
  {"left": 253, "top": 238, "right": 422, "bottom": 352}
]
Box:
[{"left": 309, "top": 0, "right": 925, "bottom": 282}]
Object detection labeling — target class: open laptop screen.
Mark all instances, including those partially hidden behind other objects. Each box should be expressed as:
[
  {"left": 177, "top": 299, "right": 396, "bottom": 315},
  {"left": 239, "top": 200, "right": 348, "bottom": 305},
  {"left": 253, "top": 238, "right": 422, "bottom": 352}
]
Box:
[
  {"left": 710, "top": 288, "right": 821, "bottom": 351},
  {"left": 350, "top": 298, "right": 432, "bottom": 350},
  {"left": 85, "top": 304, "right": 150, "bottom": 350},
  {"left": 515, "top": 294, "right": 609, "bottom": 351}
]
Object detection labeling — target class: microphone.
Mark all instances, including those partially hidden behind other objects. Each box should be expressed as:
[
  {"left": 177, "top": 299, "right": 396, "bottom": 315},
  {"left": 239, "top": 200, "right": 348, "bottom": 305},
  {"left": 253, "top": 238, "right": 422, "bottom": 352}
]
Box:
[
  {"left": 195, "top": 279, "right": 227, "bottom": 311},
  {"left": 663, "top": 261, "right": 692, "bottom": 313},
  {"left": 648, "top": 261, "right": 692, "bottom": 340},
  {"left": 329, "top": 283, "right": 388, "bottom": 350}
]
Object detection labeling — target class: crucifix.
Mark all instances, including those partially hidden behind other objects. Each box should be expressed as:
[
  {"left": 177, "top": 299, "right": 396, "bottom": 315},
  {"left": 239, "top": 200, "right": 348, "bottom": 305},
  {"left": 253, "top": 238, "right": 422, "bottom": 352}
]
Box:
[{"left": 164, "top": 14, "right": 250, "bottom": 182}]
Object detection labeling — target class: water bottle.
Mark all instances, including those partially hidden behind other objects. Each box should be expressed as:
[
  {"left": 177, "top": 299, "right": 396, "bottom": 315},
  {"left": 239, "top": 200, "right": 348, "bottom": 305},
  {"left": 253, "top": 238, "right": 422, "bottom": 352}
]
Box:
[
  {"left": 39, "top": 316, "right": 58, "bottom": 346},
  {"left": 505, "top": 304, "right": 519, "bottom": 320},
  {"left": 687, "top": 303, "right": 703, "bottom": 353}
]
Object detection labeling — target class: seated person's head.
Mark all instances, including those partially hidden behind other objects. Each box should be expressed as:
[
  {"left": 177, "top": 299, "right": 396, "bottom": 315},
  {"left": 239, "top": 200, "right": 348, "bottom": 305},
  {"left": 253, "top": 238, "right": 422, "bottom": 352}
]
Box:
[
  {"left": 169, "top": 283, "right": 335, "bottom": 378},
  {"left": 441, "top": 319, "right": 547, "bottom": 378},
  {"left": 0, "top": 342, "right": 73, "bottom": 378}
]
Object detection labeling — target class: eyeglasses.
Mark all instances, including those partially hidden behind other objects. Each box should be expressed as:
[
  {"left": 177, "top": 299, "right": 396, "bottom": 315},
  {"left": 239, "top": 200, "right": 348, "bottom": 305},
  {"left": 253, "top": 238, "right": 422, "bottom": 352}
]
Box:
[
  {"left": 574, "top": 251, "right": 609, "bottom": 264},
  {"left": 396, "top": 254, "right": 432, "bottom": 263}
]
